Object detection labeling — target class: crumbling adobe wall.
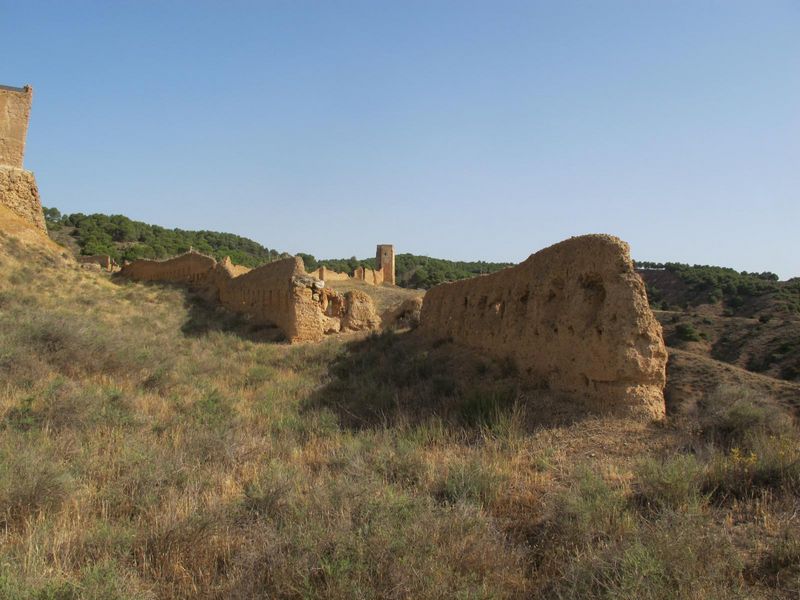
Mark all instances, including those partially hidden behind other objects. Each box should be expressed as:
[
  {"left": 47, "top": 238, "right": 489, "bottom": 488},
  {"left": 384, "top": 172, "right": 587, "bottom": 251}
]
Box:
[
  {"left": 0, "top": 85, "right": 32, "bottom": 169},
  {"left": 353, "top": 266, "right": 384, "bottom": 285},
  {"left": 0, "top": 166, "right": 46, "bottom": 233},
  {"left": 419, "top": 235, "right": 667, "bottom": 417},
  {"left": 219, "top": 257, "right": 326, "bottom": 342},
  {"left": 119, "top": 252, "right": 218, "bottom": 285},
  {"left": 77, "top": 254, "right": 115, "bottom": 271},
  {"left": 313, "top": 266, "right": 351, "bottom": 282},
  {"left": 219, "top": 256, "right": 251, "bottom": 277},
  {"left": 120, "top": 252, "right": 381, "bottom": 342}
]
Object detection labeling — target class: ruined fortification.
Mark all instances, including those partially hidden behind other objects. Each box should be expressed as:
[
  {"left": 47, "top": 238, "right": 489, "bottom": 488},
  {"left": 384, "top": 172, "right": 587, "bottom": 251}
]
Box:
[
  {"left": 419, "top": 235, "right": 667, "bottom": 417},
  {"left": 119, "top": 251, "right": 382, "bottom": 342},
  {"left": 0, "top": 84, "right": 32, "bottom": 169},
  {"left": 77, "top": 254, "right": 117, "bottom": 272},
  {"left": 313, "top": 244, "right": 396, "bottom": 286},
  {"left": 376, "top": 244, "right": 395, "bottom": 285},
  {"left": 0, "top": 84, "right": 46, "bottom": 233}
]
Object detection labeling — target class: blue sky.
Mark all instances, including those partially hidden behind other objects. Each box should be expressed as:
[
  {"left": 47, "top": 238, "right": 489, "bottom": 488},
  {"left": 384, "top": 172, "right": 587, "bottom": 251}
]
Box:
[{"left": 3, "top": 1, "right": 799, "bottom": 277}]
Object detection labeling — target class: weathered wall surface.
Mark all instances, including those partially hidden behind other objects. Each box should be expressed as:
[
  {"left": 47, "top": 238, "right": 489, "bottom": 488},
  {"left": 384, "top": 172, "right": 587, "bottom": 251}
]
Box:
[
  {"left": 419, "top": 235, "right": 667, "bottom": 417},
  {"left": 0, "top": 166, "right": 46, "bottom": 233},
  {"left": 219, "top": 256, "right": 251, "bottom": 277},
  {"left": 0, "top": 85, "right": 32, "bottom": 169},
  {"left": 341, "top": 290, "right": 382, "bottom": 331},
  {"left": 313, "top": 266, "right": 351, "bottom": 282},
  {"left": 120, "top": 252, "right": 380, "bottom": 343},
  {"left": 0, "top": 85, "right": 47, "bottom": 237},
  {"left": 220, "top": 257, "right": 325, "bottom": 342},
  {"left": 353, "top": 266, "right": 384, "bottom": 286},
  {"left": 119, "top": 252, "right": 217, "bottom": 285}
]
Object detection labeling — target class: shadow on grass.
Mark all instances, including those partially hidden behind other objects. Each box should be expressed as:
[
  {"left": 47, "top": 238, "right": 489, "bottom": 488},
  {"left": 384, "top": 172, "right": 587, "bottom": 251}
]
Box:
[
  {"left": 303, "top": 330, "right": 595, "bottom": 433},
  {"left": 180, "top": 292, "right": 286, "bottom": 343},
  {"left": 111, "top": 277, "right": 286, "bottom": 343}
]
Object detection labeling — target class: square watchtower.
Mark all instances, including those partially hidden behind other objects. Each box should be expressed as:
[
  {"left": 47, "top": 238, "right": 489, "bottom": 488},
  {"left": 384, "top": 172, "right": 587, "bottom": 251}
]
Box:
[
  {"left": 0, "top": 84, "right": 33, "bottom": 168},
  {"left": 376, "top": 244, "right": 395, "bottom": 285}
]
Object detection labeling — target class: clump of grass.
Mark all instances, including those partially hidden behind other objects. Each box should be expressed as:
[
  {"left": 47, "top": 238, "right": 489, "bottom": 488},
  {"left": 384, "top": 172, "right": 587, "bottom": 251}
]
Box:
[
  {"left": 754, "top": 529, "right": 800, "bottom": 590},
  {"left": 538, "top": 467, "right": 746, "bottom": 599},
  {"left": 634, "top": 454, "right": 706, "bottom": 511},
  {"left": 370, "top": 438, "right": 427, "bottom": 488},
  {"left": 432, "top": 457, "right": 505, "bottom": 507},
  {"left": 703, "top": 434, "right": 800, "bottom": 500},
  {"left": 700, "top": 385, "right": 794, "bottom": 447},
  {"left": 694, "top": 386, "right": 800, "bottom": 500},
  {"left": 557, "top": 468, "right": 635, "bottom": 543},
  {"left": 458, "top": 387, "right": 518, "bottom": 428},
  {"left": 0, "top": 436, "right": 73, "bottom": 529}
]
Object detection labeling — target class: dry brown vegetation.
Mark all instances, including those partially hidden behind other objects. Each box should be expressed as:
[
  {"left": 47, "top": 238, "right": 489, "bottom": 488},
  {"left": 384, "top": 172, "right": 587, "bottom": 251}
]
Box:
[{"left": 1, "top": 230, "right": 800, "bottom": 599}]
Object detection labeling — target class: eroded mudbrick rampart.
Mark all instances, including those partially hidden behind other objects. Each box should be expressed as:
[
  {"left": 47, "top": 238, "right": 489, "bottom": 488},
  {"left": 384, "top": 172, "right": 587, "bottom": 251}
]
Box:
[
  {"left": 119, "top": 252, "right": 382, "bottom": 342},
  {"left": 312, "top": 245, "right": 396, "bottom": 286},
  {"left": 419, "top": 235, "right": 667, "bottom": 417},
  {"left": 0, "top": 84, "right": 46, "bottom": 233}
]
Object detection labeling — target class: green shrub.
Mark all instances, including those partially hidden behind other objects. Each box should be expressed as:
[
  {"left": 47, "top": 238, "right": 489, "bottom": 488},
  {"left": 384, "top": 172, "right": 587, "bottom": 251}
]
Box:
[
  {"left": 675, "top": 322, "right": 701, "bottom": 342},
  {"left": 634, "top": 454, "right": 706, "bottom": 511},
  {"left": 700, "top": 387, "right": 793, "bottom": 447},
  {"left": 703, "top": 433, "right": 800, "bottom": 500}
]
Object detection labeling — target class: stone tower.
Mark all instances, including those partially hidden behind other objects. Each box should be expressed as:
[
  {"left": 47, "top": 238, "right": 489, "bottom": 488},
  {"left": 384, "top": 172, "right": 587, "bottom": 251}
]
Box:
[
  {"left": 0, "top": 83, "right": 46, "bottom": 232},
  {"left": 0, "top": 84, "right": 33, "bottom": 168},
  {"left": 376, "top": 244, "right": 395, "bottom": 285}
]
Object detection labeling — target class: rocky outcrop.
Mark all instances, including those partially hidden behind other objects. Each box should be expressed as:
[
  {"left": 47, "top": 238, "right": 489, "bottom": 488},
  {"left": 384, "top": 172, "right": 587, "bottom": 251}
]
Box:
[{"left": 419, "top": 235, "right": 667, "bottom": 417}]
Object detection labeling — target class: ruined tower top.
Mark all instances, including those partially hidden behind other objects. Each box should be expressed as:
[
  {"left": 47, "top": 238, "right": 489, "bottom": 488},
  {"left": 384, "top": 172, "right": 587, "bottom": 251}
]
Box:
[
  {"left": 376, "top": 244, "right": 395, "bottom": 285},
  {"left": 0, "top": 84, "right": 33, "bottom": 168}
]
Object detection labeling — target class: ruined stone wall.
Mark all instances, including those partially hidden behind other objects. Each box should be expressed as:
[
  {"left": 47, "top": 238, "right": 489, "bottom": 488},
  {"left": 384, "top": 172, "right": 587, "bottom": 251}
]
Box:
[
  {"left": 219, "top": 257, "right": 326, "bottom": 342},
  {"left": 0, "top": 166, "right": 46, "bottom": 233},
  {"left": 313, "top": 266, "right": 351, "bottom": 282},
  {"left": 353, "top": 266, "right": 385, "bottom": 286},
  {"left": 119, "top": 252, "right": 380, "bottom": 342},
  {"left": 77, "top": 254, "right": 115, "bottom": 271},
  {"left": 119, "top": 252, "right": 218, "bottom": 286},
  {"left": 219, "top": 256, "right": 251, "bottom": 277},
  {"left": 419, "top": 235, "right": 667, "bottom": 417},
  {"left": 0, "top": 85, "right": 32, "bottom": 168}
]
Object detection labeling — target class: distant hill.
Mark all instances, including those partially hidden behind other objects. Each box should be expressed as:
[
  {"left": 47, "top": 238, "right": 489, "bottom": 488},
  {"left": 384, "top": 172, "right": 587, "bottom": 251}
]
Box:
[
  {"left": 44, "top": 208, "right": 513, "bottom": 289},
  {"left": 44, "top": 208, "right": 284, "bottom": 268},
  {"left": 635, "top": 261, "right": 800, "bottom": 384},
  {"left": 634, "top": 260, "right": 800, "bottom": 317}
]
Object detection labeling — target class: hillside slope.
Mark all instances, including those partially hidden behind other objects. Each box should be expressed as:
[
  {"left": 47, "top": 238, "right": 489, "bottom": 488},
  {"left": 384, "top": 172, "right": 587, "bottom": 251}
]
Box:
[{"left": 2, "top": 220, "right": 800, "bottom": 598}]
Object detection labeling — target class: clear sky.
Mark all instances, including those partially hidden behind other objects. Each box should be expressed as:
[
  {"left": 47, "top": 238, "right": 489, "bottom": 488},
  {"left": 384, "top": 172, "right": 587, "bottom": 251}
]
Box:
[{"left": 3, "top": 1, "right": 799, "bottom": 277}]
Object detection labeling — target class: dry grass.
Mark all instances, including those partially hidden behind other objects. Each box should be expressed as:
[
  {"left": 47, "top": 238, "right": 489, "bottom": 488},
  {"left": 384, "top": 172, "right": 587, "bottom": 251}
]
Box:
[{"left": 1, "top": 230, "right": 800, "bottom": 599}]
